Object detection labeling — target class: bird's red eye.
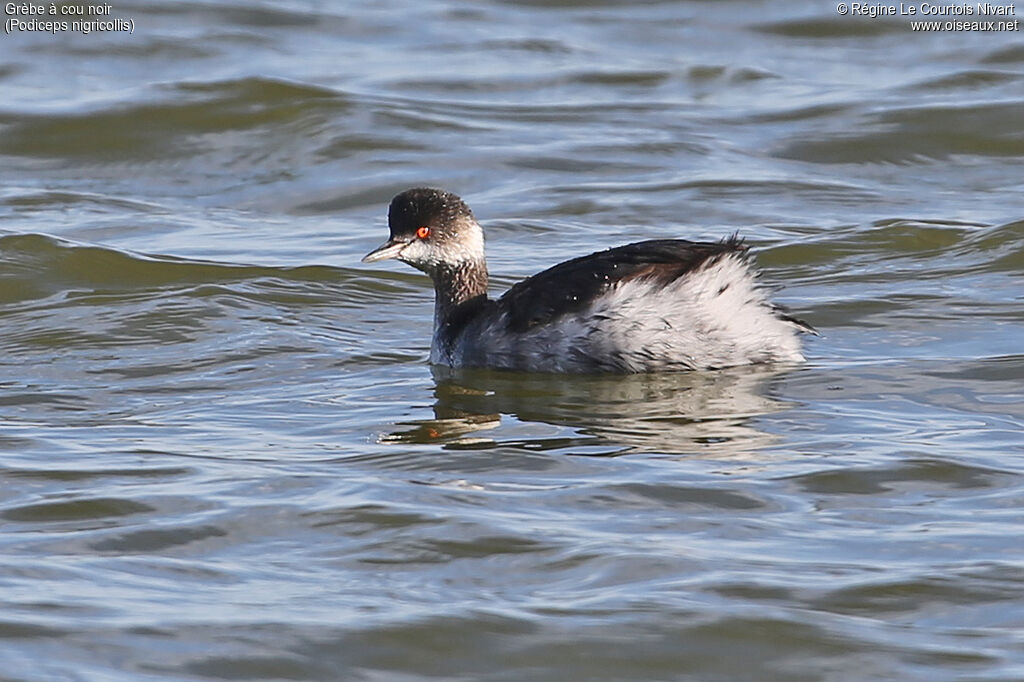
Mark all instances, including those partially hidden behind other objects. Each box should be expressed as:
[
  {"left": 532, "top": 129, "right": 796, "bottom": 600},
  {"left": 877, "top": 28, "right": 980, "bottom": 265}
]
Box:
[{"left": 416, "top": 226, "right": 431, "bottom": 239}]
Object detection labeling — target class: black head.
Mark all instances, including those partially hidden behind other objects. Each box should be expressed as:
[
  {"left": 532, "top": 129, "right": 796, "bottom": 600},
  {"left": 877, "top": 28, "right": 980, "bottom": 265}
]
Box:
[
  {"left": 387, "top": 188, "right": 473, "bottom": 241},
  {"left": 362, "top": 188, "right": 484, "bottom": 272}
]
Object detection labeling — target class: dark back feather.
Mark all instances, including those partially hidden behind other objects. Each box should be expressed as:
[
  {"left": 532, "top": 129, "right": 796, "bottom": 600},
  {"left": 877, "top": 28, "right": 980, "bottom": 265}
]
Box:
[{"left": 498, "top": 237, "right": 747, "bottom": 333}]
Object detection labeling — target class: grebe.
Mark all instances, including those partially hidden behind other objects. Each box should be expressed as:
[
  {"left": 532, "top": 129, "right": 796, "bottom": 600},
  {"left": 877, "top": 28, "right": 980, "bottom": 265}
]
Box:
[{"left": 363, "top": 188, "right": 814, "bottom": 373}]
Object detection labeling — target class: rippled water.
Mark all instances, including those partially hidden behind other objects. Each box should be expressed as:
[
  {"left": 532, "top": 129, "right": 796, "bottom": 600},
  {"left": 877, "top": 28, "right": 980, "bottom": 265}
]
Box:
[{"left": 2, "top": 2, "right": 1023, "bottom": 680}]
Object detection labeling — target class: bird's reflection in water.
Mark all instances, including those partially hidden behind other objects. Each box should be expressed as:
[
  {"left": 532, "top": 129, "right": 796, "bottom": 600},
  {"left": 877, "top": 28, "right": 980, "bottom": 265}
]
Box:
[{"left": 380, "top": 364, "right": 802, "bottom": 457}]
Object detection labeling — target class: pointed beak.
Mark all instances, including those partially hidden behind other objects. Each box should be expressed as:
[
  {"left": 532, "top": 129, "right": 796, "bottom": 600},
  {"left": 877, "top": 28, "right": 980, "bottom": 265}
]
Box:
[{"left": 362, "top": 238, "right": 408, "bottom": 263}]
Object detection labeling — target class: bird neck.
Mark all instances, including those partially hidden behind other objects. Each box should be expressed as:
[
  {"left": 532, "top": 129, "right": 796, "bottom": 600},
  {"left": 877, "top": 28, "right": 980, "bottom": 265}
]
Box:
[{"left": 432, "top": 258, "right": 489, "bottom": 325}]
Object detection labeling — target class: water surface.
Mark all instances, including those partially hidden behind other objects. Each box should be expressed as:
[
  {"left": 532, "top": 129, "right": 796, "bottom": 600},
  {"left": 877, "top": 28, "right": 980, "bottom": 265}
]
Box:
[{"left": 1, "top": 2, "right": 1023, "bottom": 680}]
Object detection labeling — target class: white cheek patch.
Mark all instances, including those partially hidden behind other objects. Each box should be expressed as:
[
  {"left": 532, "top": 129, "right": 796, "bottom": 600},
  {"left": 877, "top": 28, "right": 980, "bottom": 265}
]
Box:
[
  {"left": 399, "top": 219, "right": 486, "bottom": 270},
  {"left": 432, "top": 218, "right": 486, "bottom": 266},
  {"left": 398, "top": 239, "right": 428, "bottom": 262},
  {"left": 397, "top": 239, "right": 442, "bottom": 273}
]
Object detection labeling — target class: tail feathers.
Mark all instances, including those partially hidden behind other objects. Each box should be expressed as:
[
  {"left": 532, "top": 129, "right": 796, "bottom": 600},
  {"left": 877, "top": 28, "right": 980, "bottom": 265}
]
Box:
[{"left": 775, "top": 308, "right": 819, "bottom": 336}]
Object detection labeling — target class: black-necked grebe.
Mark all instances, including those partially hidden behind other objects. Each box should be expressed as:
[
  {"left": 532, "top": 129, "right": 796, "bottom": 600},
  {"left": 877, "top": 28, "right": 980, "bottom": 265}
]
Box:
[{"left": 363, "top": 188, "right": 815, "bottom": 373}]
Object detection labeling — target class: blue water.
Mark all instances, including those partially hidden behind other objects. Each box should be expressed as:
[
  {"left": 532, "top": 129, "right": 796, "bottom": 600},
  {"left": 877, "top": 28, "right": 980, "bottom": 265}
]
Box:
[{"left": 1, "top": 2, "right": 1023, "bottom": 680}]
